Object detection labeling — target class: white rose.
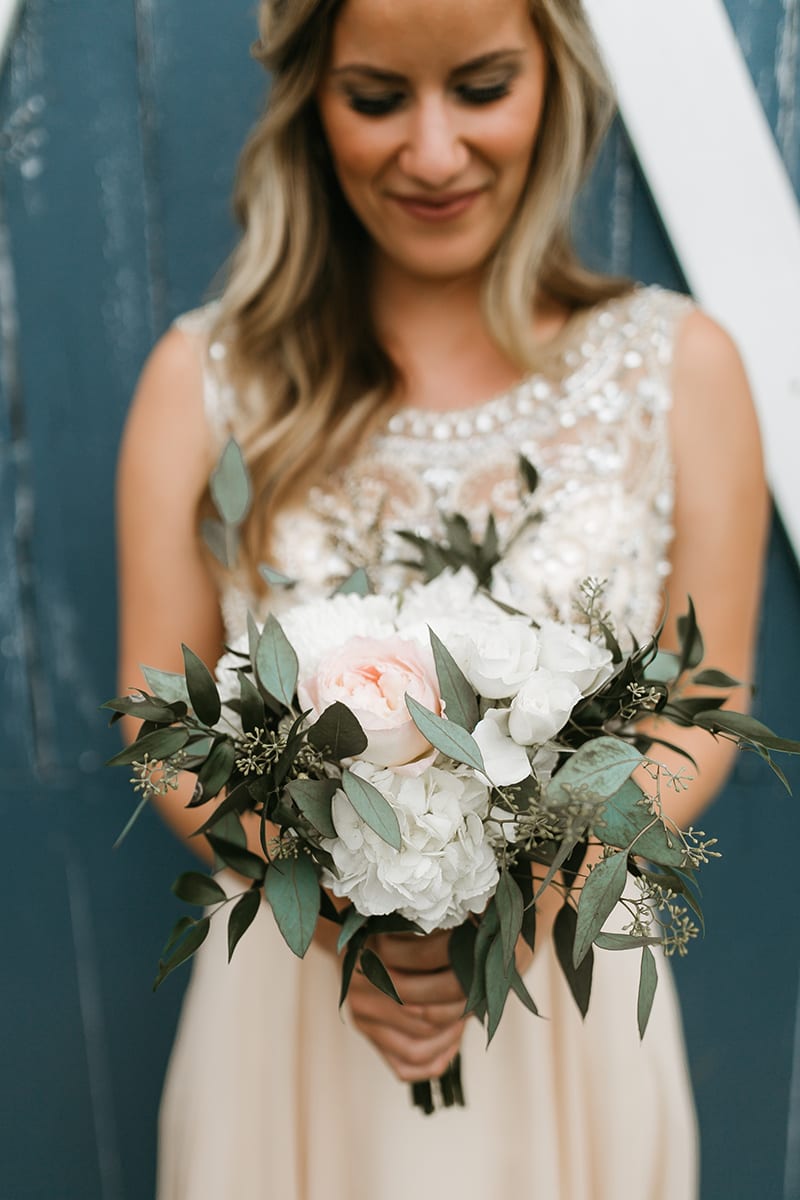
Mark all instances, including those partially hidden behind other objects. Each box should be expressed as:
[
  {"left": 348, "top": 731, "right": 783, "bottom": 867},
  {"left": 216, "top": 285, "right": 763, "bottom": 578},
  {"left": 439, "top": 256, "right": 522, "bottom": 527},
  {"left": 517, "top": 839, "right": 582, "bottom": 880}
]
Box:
[
  {"left": 321, "top": 761, "right": 499, "bottom": 933},
  {"left": 472, "top": 708, "right": 531, "bottom": 786},
  {"left": 396, "top": 568, "right": 496, "bottom": 627},
  {"left": 445, "top": 618, "right": 540, "bottom": 700},
  {"left": 508, "top": 669, "right": 583, "bottom": 746},
  {"left": 536, "top": 621, "right": 615, "bottom": 694}
]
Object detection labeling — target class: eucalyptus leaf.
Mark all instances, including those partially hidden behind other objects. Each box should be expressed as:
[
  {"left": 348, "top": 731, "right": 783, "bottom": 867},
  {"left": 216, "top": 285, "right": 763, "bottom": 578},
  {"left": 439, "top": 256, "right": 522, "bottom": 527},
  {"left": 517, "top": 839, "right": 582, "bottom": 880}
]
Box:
[
  {"left": 335, "top": 567, "right": 371, "bottom": 596},
  {"left": 160, "top": 915, "right": 195, "bottom": 958},
  {"left": 211, "top": 437, "right": 251, "bottom": 526},
  {"left": 677, "top": 598, "right": 704, "bottom": 674},
  {"left": 545, "top": 737, "right": 643, "bottom": 808},
  {"left": 287, "top": 778, "right": 338, "bottom": 839},
  {"left": 519, "top": 454, "right": 539, "bottom": 495},
  {"left": 201, "top": 517, "right": 234, "bottom": 569},
  {"left": 228, "top": 889, "right": 262, "bottom": 962},
  {"left": 554, "top": 902, "right": 593, "bottom": 1018},
  {"left": 592, "top": 780, "right": 686, "bottom": 868},
  {"left": 496, "top": 870, "right": 524, "bottom": 969},
  {"left": 644, "top": 650, "right": 680, "bottom": 686},
  {"left": 485, "top": 933, "right": 514, "bottom": 1044},
  {"left": 106, "top": 724, "right": 190, "bottom": 768},
  {"left": 465, "top": 903, "right": 498, "bottom": 1018},
  {"left": 141, "top": 666, "right": 191, "bottom": 706},
  {"left": 237, "top": 670, "right": 267, "bottom": 735},
  {"left": 429, "top": 629, "right": 479, "bottom": 732},
  {"left": 405, "top": 695, "right": 486, "bottom": 773},
  {"left": 181, "top": 644, "right": 222, "bottom": 726},
  {"left": 449, "top": 921, "right": 478, "bottom": 1001},
  {"left": 691, "top": 668, "right": 743, "bottom": 689},
  {"left": 573, "top": 851, "right": 628, "bottom": 967},
  {"left": 256, "top": 615, "right": 299, "bottom": 708},
  {"left": 258, "top": 563, "right": 298, "bottom": 589},
  {"left": 102, "top": 694, "right": 181, "bottom": 724},
  {"left": 307, "top": 702, "right": 368, "bottom": 759},
  {"left": 264, "top": 855, "right": 320, "bottom": 957},
  {"left": 594, "top": 932, "right": 664, "bottom": 951},
  {"left": 208, "top": 809, "right": 247, "bottom": 849},
  {"left": 337, "top": 906, "right": 368, "bottom": 954},
  {"left": 342, "top": 769, "right": 401, "bottom": 850},
  {"left": 339, "top": 936, "right": 365, "bottom": 1008},
  {"left": 153, "top": 917, "right": 210, "bottom": 991},
  {"left": 509, "top": 963, "right": 539, "bottom": 1016},
  {"left": 693, "top": 709, "right": 800, "bottom": 755},
  {"left": 361, "top": 948, "right": 403, "bottom": 1003},
  {"left": 190, "top": 740, "right": 236, "bottom": 807},
  {"left": 637, "top": 945, "right": 658, "bottom": 1038},
  {"left": 206, "top": 834, "right": 266, "bottom": 882},
  {"left": 172, "top": 871, "right": 228, "bottom": 907}
]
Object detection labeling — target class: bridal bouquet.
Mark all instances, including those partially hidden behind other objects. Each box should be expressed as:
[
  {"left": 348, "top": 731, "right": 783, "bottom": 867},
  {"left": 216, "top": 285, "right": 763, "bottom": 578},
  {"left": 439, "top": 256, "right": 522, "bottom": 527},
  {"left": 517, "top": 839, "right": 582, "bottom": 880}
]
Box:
[{"left": 106, "top": 443, "right": 799, "bottom": 1113}]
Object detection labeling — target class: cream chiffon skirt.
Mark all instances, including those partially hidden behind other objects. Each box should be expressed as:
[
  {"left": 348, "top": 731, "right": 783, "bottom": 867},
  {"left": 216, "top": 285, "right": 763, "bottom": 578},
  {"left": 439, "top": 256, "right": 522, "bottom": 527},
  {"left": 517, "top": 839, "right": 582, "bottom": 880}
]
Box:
[{"left": 157, "top": 890, "right": 698, "bottom": 1200}]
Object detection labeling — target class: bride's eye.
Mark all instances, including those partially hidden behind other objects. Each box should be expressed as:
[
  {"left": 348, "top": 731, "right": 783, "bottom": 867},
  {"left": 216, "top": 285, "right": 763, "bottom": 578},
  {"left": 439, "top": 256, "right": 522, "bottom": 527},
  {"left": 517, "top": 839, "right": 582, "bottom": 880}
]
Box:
[
  {"left": 347, "top": 91, "right": 405, "bottom": 117},
  {"left": 457, "top": 81, "right": 512, "bottom": 105}
]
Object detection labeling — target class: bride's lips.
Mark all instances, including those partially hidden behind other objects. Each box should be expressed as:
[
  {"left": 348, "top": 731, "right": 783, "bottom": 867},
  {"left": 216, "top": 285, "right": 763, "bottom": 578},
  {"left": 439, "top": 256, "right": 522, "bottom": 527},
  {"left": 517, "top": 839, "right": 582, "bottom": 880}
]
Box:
[{"left": 388, "top": 188, "right": 486, "bottom": 222}]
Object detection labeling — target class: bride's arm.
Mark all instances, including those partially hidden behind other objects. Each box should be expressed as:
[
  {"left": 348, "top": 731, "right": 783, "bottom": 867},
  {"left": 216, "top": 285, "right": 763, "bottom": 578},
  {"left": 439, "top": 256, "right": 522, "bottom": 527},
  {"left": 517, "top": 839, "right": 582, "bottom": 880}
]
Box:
[
  {"left": 116, "top": 326, "right": 227, "bottom": 860},
  {"left": 648, "top": 308, "right": 770, "bottom": 828}
]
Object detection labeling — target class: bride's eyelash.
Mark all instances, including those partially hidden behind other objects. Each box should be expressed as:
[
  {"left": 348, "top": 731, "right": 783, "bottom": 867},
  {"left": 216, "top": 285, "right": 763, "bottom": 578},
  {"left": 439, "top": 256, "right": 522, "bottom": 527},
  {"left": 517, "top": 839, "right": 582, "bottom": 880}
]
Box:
[{"left": 346, "top": 80, "right": 512, "bottom": 118}]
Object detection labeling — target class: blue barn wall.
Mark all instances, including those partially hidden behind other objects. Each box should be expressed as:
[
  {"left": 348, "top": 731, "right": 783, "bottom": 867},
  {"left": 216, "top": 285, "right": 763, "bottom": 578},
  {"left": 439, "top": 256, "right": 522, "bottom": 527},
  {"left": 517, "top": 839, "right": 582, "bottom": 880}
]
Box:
[{"left": 0, "top": 2, "right": 797, "bottom": 1197}]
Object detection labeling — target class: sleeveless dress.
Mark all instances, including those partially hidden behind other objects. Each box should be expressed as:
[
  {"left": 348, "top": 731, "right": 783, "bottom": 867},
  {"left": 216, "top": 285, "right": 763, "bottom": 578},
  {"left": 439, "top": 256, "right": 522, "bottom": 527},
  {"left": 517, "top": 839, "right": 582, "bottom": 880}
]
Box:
[{"left": 158, "top": 285, "right": 699, "bottom": 1200}]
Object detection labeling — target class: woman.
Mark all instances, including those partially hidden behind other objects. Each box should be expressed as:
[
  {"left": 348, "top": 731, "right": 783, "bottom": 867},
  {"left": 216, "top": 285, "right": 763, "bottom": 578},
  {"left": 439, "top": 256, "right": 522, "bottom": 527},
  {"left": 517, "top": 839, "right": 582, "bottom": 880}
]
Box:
[{"left": 117, "top": 0, "right": 768, "bottom": 1195}]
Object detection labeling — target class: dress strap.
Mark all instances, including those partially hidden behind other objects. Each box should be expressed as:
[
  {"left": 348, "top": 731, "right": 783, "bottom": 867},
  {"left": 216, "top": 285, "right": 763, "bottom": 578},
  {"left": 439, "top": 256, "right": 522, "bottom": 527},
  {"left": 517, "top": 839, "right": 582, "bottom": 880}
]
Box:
[{"left": 173, "top": 301, "right": 233, "bottom": 451}]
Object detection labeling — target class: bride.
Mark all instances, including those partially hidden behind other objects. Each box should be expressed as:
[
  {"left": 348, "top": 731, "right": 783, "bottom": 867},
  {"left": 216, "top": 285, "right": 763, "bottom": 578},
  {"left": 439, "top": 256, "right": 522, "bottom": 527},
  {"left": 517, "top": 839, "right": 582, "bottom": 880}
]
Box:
[{"left": 116, "top": 0, "right": 768, "bottom": 1195}]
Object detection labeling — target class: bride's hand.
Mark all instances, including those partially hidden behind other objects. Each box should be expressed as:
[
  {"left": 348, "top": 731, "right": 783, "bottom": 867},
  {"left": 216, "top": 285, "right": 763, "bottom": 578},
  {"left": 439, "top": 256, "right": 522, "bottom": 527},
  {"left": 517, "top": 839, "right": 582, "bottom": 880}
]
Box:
[{"left": 346, "top": 930, "right": 467, "bottom": 1082}]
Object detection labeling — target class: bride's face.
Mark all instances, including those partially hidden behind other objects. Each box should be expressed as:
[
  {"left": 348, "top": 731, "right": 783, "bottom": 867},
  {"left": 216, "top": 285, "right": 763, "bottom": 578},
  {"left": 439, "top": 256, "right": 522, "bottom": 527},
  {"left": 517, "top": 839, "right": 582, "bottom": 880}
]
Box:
[{"left": 317, "top": 0, "right": 548, "bottom": 284}]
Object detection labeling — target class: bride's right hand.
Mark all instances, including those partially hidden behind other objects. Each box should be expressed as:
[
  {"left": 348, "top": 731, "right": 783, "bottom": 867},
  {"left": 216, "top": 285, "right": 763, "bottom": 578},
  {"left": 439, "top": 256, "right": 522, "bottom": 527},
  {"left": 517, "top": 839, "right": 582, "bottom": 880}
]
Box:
[{"left": 346, "top": 931, "right": 467, "bottom": 1082}]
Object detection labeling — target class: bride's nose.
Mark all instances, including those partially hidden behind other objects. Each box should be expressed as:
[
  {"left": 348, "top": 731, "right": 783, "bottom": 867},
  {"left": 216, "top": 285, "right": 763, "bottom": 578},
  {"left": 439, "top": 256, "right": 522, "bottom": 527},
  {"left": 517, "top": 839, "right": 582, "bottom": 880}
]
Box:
[{"left": 397, "top": 96, "right": 471, "bottom": 188}]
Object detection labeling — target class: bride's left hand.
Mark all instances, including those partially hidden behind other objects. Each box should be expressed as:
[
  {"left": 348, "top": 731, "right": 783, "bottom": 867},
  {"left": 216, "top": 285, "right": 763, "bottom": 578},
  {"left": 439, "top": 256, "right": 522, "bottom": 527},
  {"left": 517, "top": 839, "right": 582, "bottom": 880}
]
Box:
[{"left": 346, "top": 930, "right": 467, "bottom": 1082}]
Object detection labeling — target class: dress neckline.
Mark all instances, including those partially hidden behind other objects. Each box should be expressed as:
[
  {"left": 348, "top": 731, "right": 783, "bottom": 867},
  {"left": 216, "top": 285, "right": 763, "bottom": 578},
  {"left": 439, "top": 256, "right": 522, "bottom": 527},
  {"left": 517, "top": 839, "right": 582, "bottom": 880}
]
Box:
[{"left": 383, "top": 287, "right": 640, "bottom": 438}]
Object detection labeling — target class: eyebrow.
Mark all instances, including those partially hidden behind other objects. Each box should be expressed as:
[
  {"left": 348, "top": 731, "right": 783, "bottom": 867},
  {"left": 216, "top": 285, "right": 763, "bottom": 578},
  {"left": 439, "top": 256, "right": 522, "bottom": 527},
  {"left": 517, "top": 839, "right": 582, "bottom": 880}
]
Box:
[{"left": 329, "top": 49, "right": 525, "bottom": 83}]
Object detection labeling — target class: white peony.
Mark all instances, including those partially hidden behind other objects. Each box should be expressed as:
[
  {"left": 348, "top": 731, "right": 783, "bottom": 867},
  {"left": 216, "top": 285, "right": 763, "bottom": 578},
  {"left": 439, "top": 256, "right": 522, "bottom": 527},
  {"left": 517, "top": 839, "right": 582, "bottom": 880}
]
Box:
[
  {"left": 321, "top": 761, "right": 499, "bottom": 933},
  {"left": 536, "top": 621, "right": 614, "bottom": 694},
  {"left": 507, "top": 669, "right": 583, "bottom": 746}
]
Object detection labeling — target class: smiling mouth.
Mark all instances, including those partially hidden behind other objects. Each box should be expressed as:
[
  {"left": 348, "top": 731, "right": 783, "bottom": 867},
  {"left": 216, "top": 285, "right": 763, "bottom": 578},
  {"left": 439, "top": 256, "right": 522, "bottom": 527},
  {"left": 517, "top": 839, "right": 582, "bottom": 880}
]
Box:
[{"left": 389, "top": 189, "right": 486, "bottom": 222}]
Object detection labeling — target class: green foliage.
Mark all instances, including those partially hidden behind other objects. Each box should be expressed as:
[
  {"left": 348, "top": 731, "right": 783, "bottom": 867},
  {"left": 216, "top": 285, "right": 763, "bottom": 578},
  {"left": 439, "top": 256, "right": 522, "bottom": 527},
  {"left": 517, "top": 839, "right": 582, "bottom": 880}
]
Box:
[
  {"left": 307, "top": 703, "right": 368, "bottom": 759},
  {"left": 637, "top": 946, "right": 658, "bottom": 1038},
  {"left": 495, "top": 870, "right": 524, "bottom": 969},
  {"left": 181, "top": 644, "right": 221, "bottom": 726},
  {"left": 255, "top": 615, "right": 299, "bottom": 708},
  {"left": 573, "top": 851, "right": 628, "bottom": 968},
  {"left": 258, "top": 563, "right": 297, "bottom": 589},
  {"left": 545, "top": 737, "right": 643, "bottom": 809},
  {"left": 337, "top": 906, "right": 368, "bottom": 954},
  {"left": 341, "top": 769, "right": 401, "bottom": 849},
  {"left": 360, "top": 948, "right": 402, "bottom": 1003},
  {"left": 171, "top": 871, "right": 228, "bottom": 907},
  {"left": 106, "top": 724, "right": 189, "bottom": 768},
  {"left": 153, "top": 917, "right": 210, "bottom": 991},
  {"left": 206, "top": 834, "right": 266, "bottom": 882},
  {"left": 335, "top": 567, "right": 371, "bottom": 596},
  {"left": 228, "top": 889, "right": 261, "bottom": 962},
  {"left": 429, "top": 628, "right": 479, "bottom": 732},
  {"left": 264, "top": 855, "right": 320, "bottom": 958},
  {"left": 211, "top": 437, "right": 251, "bottom": 527},
  {"left": 554, "top": 902, "right": 593, "bottom": 1018},
  {"left": 286, "top": 779, "right": 338, "bottom": 839},
  {"left": 405, "top": 695, "right": 486, "bottom": 773},
  {"left": 140, "top": 665, "right": 191, "bottom": 706}
]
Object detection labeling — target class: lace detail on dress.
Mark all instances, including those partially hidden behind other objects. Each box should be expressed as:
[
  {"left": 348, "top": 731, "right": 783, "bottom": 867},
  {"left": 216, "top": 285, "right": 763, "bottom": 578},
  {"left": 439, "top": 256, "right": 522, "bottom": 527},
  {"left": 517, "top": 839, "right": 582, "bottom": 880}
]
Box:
[{"left": 173, "top": 286, "right": 695, "bottom": 646}]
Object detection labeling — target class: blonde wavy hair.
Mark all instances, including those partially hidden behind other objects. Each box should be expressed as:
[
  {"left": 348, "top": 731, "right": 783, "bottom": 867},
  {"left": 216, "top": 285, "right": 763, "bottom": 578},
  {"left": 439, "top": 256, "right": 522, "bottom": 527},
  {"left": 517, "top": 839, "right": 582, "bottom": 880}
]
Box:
[{"left": 205, "top": 0, "right": 629, "bottom": 590}]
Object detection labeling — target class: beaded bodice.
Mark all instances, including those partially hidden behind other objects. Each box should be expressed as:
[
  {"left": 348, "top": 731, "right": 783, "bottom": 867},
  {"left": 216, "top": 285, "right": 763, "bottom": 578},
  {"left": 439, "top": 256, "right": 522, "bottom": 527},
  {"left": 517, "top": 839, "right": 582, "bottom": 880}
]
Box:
[{"left": 175, "top": 286, "right": 694, "bottom": 644}]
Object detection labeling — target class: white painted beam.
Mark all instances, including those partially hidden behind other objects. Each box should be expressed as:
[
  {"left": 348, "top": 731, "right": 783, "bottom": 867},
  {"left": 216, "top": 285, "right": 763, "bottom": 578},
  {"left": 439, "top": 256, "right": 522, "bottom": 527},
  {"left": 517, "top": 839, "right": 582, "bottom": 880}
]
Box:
[
  {"left": 585, "top": 0, "right": 800, "bottom": 560},
  {"left": 0, "top": 0, "right": 23, "bottom": 78}
]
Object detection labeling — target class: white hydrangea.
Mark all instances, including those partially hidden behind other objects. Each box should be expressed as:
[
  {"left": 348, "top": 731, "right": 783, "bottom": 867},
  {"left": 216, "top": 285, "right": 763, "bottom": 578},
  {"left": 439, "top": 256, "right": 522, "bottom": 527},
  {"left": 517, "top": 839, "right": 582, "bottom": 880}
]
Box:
[{"left": 321, "top": 761, "right": 499, "bottom": 933}]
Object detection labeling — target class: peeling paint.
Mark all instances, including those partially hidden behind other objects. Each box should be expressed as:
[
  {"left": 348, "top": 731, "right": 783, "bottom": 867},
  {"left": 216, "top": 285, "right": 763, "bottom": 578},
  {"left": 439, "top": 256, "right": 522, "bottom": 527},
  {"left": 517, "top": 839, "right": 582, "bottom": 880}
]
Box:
[{"left": 777, "top": 0, "right": 800, "bottom": 183}]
